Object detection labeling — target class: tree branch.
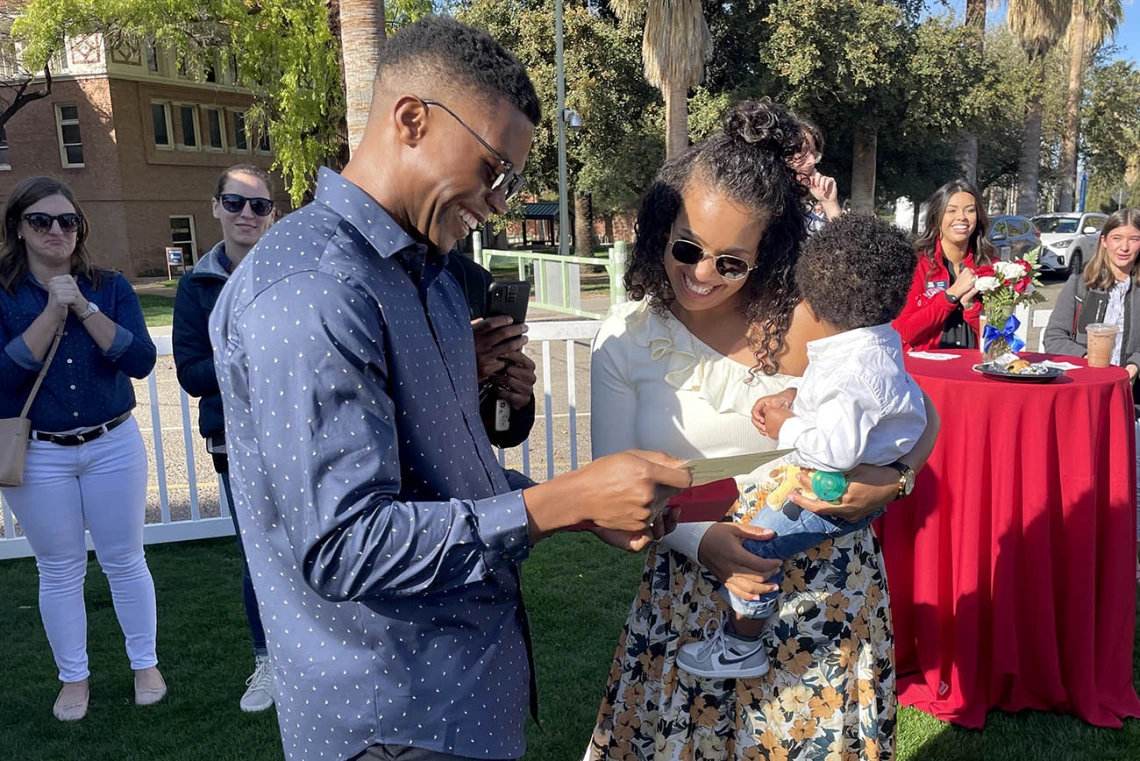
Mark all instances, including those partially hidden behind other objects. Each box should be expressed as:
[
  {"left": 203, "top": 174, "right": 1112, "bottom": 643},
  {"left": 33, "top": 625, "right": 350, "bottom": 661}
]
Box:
[{"left": 0, "top": 65, "right": 52, "bottom": 130}]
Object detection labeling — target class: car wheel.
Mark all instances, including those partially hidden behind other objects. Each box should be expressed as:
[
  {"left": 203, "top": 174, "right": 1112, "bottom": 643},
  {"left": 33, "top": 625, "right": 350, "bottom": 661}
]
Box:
[{"left": 1068, "top": 250, "right": 1083, "bottom": 277}]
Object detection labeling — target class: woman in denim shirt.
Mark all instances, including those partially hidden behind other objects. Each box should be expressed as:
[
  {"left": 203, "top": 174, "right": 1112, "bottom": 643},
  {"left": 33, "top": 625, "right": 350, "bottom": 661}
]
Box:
[{"left": 0, "top": 176, "right": 162, "bottom": 721}]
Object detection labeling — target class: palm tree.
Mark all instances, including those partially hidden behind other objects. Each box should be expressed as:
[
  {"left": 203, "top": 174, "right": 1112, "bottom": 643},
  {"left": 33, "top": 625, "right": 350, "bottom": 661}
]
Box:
[
  {"left": 335, "top": 0, "right": 386, "bottom": 155},
  {"left": 1007, "top": 0, "right": 1070, "bottom": 217},
  {"left": 954, "top": 0, "right": 987, "bottom": 185},
  {"left": 612, "top": 0, "right": 712, "bottom": 158},
  {"left": 1057, "top": 0, "right": 1122, "bottom": 210}
]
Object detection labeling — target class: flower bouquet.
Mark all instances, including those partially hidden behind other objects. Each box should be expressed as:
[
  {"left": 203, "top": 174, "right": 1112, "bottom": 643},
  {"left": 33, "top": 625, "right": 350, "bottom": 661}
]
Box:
[{"left": 973, "top": 249, "right": 1048, "bottom": 362}]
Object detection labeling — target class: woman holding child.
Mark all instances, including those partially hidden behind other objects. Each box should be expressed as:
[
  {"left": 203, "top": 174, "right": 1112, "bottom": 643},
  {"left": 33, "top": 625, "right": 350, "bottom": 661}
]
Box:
[{"left": 585, "top": 101, "right": 939, "bottom": 760}]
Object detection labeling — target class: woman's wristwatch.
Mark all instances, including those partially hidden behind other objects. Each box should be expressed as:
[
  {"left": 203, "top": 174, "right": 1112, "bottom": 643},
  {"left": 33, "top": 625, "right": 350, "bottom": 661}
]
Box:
[
  {"left": 943, "top": 291, "right": 960, "bottom": 306},
  {"left": 886, "top": 461, "right": 916, "bottom": 500}
]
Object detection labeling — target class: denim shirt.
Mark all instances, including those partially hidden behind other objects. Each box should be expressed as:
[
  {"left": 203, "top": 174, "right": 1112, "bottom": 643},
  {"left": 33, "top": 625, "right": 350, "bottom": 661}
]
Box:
[
  {"left": 210, "top": 168, "right": 536, "bottom": 761},
  {"left": 0, "top": 271, "right": 156, "bottom": 431}
]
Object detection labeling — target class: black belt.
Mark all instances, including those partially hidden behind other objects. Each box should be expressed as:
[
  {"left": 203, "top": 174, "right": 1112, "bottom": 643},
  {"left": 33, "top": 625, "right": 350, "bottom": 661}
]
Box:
[{"left": 32, "top": 411, "right": 131, "bottom": 447}]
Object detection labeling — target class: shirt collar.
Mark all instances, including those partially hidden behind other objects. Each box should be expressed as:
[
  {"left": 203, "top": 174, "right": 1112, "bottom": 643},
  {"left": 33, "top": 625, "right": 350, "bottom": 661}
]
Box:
[
  {"left": 313, "top": 167, "right": 425, "bottom": 260},
  {"left": 806, "top": 322, "right": 900, "bottom": 361}
]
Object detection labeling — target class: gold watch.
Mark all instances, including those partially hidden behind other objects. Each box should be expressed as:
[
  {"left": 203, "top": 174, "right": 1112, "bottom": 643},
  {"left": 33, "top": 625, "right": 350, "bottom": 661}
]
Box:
[{"left": 886, "top": 461, "right": 916, "bottom": 500}]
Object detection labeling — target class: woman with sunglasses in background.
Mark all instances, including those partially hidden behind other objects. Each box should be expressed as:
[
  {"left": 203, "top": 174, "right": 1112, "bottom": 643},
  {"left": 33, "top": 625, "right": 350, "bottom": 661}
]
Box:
[
  {"left": 0, "top": 176, "right": 160, "bottom": 721},
  {"left": 172, "top": 164, "right": 276, "bottom": 712},
  {"left": 586, "top": 101, "right": 938, "bottom": 760}
]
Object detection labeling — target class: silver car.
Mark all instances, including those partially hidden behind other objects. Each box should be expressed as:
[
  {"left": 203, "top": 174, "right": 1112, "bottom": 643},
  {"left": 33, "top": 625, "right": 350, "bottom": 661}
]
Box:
[{"left": 1032, "top": 212, "right": 1109, "bottom": 276}]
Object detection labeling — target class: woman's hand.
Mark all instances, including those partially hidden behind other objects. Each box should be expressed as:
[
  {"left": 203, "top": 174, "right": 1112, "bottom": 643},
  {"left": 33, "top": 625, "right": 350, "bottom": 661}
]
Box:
[
  {"left": 1128, "top": 364, "right": 1138, "bottom": 381},
  {"left": 808, "top": 173, "right": 842, "bottom": 220},
  {"left": 697, "top": 522, "right": 783, "bottom": 601},
  {"left": 946, "top": 268, "right": 976, "bottom": 300},
  {"left": 788, "top": 463, "right": 897, "bottom": 523},
  {"left": 45, "top": 275, "right": 80, "bottom": 320}
]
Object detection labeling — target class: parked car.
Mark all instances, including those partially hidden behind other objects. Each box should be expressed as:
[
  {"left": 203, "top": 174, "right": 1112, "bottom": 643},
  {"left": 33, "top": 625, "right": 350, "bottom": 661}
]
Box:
[
  {"left": 988, "top": 215, "right": 1041, "bottom": 262},
  {"left": 1031, "top": 212, "right": 1109, "bottom": 276}
]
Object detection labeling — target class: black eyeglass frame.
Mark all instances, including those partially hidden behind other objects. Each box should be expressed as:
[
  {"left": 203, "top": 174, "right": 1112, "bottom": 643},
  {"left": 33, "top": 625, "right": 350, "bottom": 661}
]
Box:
[
  {"left": 669, "top": 238, "right": 757, "bottom": 282},
  {"left": 21, "top": 212, "right": 85, "bottom": 234},
  {"left": 418, "top": 98, "right": 527, "bottom": 201},
  {"left": 216, "top": 194, "right": 275, "bottom": 217}
]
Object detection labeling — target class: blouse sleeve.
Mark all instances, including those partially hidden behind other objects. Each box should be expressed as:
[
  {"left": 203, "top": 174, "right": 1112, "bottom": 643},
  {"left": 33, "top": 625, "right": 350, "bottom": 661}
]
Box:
[{"left": 101, "top": 273, "right": 157, "bottom": 379}]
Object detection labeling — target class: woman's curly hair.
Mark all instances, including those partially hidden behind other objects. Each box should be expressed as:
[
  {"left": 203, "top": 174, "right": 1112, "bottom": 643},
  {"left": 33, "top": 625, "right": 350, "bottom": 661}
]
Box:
[{"left": 624, "top": 99, "right": 808, "bottom": 375}]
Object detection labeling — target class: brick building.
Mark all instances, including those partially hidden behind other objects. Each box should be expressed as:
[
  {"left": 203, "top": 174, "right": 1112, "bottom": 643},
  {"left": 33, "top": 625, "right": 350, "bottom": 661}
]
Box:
[{"left": 0, "top": 28, "right": 290, "bottom": 276}]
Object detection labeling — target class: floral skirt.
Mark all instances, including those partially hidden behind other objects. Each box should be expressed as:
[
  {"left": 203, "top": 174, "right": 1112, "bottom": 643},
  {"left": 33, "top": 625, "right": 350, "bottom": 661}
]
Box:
[{"left": 586, "top": 483, "right": 897, "bottom": 761}]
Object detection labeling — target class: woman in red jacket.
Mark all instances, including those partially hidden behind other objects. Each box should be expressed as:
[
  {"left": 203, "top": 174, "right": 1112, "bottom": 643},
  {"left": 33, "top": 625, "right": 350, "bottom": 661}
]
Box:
[{"left": 894, "top": 180, "right": 995, "bottom": 350}]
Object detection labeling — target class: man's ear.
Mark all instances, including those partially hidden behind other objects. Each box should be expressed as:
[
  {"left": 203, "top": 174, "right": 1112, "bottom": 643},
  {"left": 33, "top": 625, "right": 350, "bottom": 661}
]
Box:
[{"left": 391, "top": 96, "right": 429, "bottom": 147}]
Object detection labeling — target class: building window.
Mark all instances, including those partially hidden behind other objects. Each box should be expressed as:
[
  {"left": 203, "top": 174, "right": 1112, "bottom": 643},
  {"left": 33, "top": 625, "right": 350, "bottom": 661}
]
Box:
[
  {"left": 170, "top": 215, "right": 198, "bottom": 265},
  {"left": 145, "top": 41, "right": 160, "bottom": 73},
  {"left": 151, "top": 102, "right": 173, "bottom": 149},
  {"left": 178, "top": 105, "right": 200, "bottom": 149},
  {"left": 232, "top": 110, "right": 249, "bottom": 152},
  {"left": 204, "top": 108, "right": 225, "bottom": 151},
  {"left": 0, "top": 126, "right": 10, "bottom": 170},
  {"left": 55, "top": 103, "right": 83, "bottom": 168}
]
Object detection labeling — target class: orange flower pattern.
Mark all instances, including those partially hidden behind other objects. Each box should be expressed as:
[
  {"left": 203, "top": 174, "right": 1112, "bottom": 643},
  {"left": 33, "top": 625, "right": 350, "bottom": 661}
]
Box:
[{"left": 586, "top": 483, "right": 896, "bottom": 760}]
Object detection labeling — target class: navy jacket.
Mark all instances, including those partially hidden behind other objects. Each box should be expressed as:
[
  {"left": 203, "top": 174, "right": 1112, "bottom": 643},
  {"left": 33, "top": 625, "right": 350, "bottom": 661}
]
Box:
[{"left": 172, "top": 243, "right": 229, "bottom": 445}]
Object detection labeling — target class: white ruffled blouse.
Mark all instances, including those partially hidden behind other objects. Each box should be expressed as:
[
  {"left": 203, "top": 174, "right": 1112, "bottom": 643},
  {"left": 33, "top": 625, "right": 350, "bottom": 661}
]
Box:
[{"left": 590, "top": 300, "right": 796, "bottom": 559}]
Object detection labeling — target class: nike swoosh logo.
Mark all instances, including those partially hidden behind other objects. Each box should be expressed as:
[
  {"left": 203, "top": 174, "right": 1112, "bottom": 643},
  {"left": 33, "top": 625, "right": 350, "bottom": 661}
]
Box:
[{"left": 718, "top": 647, "right": 762, "bottom": 666}]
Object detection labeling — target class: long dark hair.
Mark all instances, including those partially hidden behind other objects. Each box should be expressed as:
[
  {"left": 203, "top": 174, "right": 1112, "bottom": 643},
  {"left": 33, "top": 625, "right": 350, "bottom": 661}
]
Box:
[
  {"left": 1084, "top": 207, "right": 1140, "bottom": 290},
  {"left": 914, "top": 180, "right": 994, "bottom": 265},
  {"left": 0, "top": 176, "right": 99, "bottom": 294},
  {"left": 624, "top": 99, "right": 808, "bottom": 375}
]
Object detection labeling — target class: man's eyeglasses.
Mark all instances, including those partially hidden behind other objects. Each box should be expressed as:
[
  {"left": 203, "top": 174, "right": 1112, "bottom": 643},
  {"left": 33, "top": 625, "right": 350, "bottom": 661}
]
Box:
[
  {"left": 419, "top": 98, "right": 527, "bottom": 201},
  {"left": 669, "top": 239, "right": 756, "bottom": 281},
  {"left": 22, "top": 212, "right": 83, "bottom": 234},
  {"left": 216, "top": 194, "right": 275, "bottom": 217}
]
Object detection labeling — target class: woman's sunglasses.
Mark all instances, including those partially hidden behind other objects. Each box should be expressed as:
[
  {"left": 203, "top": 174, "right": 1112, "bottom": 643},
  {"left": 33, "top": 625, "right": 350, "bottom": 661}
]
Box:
[
  {"left": 669, "top": 239, "right": 755, "bottom": 281},
  {"left": 217, "top": 194, "right": 274, "bottom": 217},
  {"left": 22, "top": 212, "right": 84, "bottom": 234}
]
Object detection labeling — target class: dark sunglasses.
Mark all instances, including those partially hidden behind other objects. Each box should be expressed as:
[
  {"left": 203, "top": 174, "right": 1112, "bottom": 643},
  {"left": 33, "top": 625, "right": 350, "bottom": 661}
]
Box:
[
  {"left": 217, "top": 194, "right": 274, "bottom": 217},
  {"left": 669, "top": 239, "right": 756, "bottom": 281},
  {"left": 419, "top": 98, "right": 528, "bottom": 201},
  {"left": 22, "top": 212, "right": 83, "bottom": 234}
]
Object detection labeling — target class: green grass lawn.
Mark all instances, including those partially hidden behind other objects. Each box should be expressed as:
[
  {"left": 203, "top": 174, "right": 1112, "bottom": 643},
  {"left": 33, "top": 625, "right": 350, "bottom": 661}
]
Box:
[
  {"left": 136, "top": 293, "right": 175, "bottom": 328},
  {"left": 1, "top": 535, "right": 1138, "bottom": 761}
]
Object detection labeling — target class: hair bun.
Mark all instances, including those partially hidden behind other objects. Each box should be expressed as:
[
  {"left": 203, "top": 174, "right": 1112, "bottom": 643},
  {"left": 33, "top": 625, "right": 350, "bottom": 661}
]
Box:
[{"left": 722, "top": 99, "right": 800, "bottom": 158}]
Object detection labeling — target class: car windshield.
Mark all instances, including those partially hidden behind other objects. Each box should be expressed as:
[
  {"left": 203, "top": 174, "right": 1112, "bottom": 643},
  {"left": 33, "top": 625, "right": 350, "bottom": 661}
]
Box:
[{"left": 1033, "top": 217, "right": 1078, "bottom": 234}]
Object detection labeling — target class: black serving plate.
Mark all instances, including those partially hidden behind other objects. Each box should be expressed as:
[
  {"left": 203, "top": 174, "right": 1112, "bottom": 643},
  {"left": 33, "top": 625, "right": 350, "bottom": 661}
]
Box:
[{"left": 972, "top": 363, "right": 1066, "bottom": 383}]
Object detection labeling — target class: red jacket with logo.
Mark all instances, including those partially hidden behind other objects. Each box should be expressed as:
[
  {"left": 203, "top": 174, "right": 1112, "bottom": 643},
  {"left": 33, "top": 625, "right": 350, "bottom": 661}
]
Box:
[{"left": 893, "top": 245, "right": 982, "bottom": 350}]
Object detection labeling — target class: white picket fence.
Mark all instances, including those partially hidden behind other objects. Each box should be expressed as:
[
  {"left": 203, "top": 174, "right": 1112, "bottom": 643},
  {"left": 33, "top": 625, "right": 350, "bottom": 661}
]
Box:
[{"left": 0, "top": 320, "right": 604, "bottom": 561}]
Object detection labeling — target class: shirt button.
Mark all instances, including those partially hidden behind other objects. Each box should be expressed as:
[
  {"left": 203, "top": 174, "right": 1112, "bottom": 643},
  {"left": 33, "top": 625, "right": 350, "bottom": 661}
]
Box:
[
  {"left": 70, "top": 385, "right": 76, "bottom": 390},
  {"left": 66, "top": 358, "right": 73, "bottom": 364},
  {"left": 73, "top": 412, "right": 79, "bottom": 417}
]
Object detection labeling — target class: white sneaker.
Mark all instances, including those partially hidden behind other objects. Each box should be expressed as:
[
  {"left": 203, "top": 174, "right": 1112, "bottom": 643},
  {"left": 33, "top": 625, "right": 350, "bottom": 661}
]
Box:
[
  {"left": 240, "top": 655, "right": 275, "bottom": 713},
  {"left": 677, "top": 622, "right": 770, "bottom": 679}
]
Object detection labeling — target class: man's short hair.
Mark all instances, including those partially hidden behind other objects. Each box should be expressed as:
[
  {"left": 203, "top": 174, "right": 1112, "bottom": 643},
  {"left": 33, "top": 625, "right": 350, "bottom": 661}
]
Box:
[
  {"left": 795, "top": 214, "right": 917, "bottom": 331},
  {"left": 376, "top": 16, "right": 542, "bottom": 126}
]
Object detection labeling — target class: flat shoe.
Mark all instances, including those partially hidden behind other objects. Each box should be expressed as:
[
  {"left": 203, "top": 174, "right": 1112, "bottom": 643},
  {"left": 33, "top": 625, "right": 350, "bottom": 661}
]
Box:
[
  {"left": 135, "top": 671, "right": 167, "bottom": 706},
  {"left": 53, "top": 683, "right": 89, "bottom": 722}
]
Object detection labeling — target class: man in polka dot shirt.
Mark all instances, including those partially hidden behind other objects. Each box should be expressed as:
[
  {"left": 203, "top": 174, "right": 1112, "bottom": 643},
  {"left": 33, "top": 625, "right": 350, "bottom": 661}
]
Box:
[{"left": 209, "top": 17, "right": 691, "bottom": 761}]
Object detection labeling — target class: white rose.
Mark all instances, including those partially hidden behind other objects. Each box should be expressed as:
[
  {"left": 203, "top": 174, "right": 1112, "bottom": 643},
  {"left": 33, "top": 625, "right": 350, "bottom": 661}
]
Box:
[
  {"left": 995, "top": 262, "right": 1027, "bottom": 281},
  {"left": 975, "top": 276, "right": 1002, "bottom": 293}
]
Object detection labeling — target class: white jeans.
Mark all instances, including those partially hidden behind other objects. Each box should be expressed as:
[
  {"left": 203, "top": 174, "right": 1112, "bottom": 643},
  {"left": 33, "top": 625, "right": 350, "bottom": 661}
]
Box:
[{"left": 2, "top": 416, "right": 156, "bottom": 683}]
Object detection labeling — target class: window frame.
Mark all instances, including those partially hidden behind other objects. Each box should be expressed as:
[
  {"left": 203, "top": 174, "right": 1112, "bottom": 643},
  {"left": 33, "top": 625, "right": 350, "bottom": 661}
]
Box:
[
  {"left": 203, "top": 107, "right": 227, "bottom": 152},
  {"left": 151, "top": 101, "right": 174, "bottom": 150},
  {"left": 230, "top": 109, "right": 250, "bottom": 153},
  {"left": 0, "top": 125, "right": 10, "bottom": 170},
  {"left": 54, "top": 103, "right": 84, "bottom": 169},
  {"left": 176, "top": 103, "right": 201, "bottom": 151},
  {"left": 169, "top": 214, "right": 199, "bottom": 265},
  {"left": 255, "top": 119, "right": 272, "bottom": 155}
]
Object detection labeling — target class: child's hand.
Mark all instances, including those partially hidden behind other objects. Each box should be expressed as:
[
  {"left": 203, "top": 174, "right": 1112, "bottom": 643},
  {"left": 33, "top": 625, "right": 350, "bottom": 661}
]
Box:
[
  {"left": 762, "top": 406, "right": 795, "bottom": 440},
  {"left": 751, "top": 389, "right": 797, "bottom": 437}
]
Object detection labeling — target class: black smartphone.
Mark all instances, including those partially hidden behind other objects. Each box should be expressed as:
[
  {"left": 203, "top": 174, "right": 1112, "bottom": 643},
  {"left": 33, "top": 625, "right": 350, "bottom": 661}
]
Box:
[{"left": 486, "top": 280, "right": 530, "bottom": 325}]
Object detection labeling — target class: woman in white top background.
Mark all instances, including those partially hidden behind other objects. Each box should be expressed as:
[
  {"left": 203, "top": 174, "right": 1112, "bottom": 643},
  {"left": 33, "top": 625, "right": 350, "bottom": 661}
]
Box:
[{"left": 585, "top": 100, "right": 939, "bottom": 760}]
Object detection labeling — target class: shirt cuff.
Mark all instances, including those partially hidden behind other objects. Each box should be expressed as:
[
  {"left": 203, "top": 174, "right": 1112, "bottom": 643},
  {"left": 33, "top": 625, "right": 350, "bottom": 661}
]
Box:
[
  {"left": 784, "top": 376, "right": 803, "bottom": 391},
  {"left": 5, "top": 336, "right": 45, "bottom": 371},
  {"left": 102, "top": 325, "right": 133, "bottom": 362},
  {"left": 657, "top": 521, "right": 712, "bottom": 562},
  {"left": 777, "top": 415, "right": 810, "bottom": 451},
  {"left": 472, "top": 490, "right": 532, "bottom": 568}
]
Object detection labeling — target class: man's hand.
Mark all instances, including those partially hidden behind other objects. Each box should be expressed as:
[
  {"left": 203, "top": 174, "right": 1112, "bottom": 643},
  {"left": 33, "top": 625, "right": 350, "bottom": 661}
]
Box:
[
  {"left": 751, "top": 389, "right": 796, "bottom": 437},
  {"left": 697, "top": 522, "right": 783, "bottom": 600},
  {"left": 522, "top": 450, "right": 692, "bottom": 543},
  {"left": 591, "top": 507, "right": 679, "bottom": 552},
  {"left": 1127, "top": 364, "right": 1138, "bottom": 381},
  {"left": 492, "top": 350, "right": 536, "bottom": 410},
  {"left": 472, "top": 316, "right": 527, "bottom": 382}
]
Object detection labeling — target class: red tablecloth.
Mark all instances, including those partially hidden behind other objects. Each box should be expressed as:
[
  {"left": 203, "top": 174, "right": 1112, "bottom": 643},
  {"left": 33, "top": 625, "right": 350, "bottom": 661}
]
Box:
[{"left": 876, "top": 351, "right": 1140, "bottom": 728}]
